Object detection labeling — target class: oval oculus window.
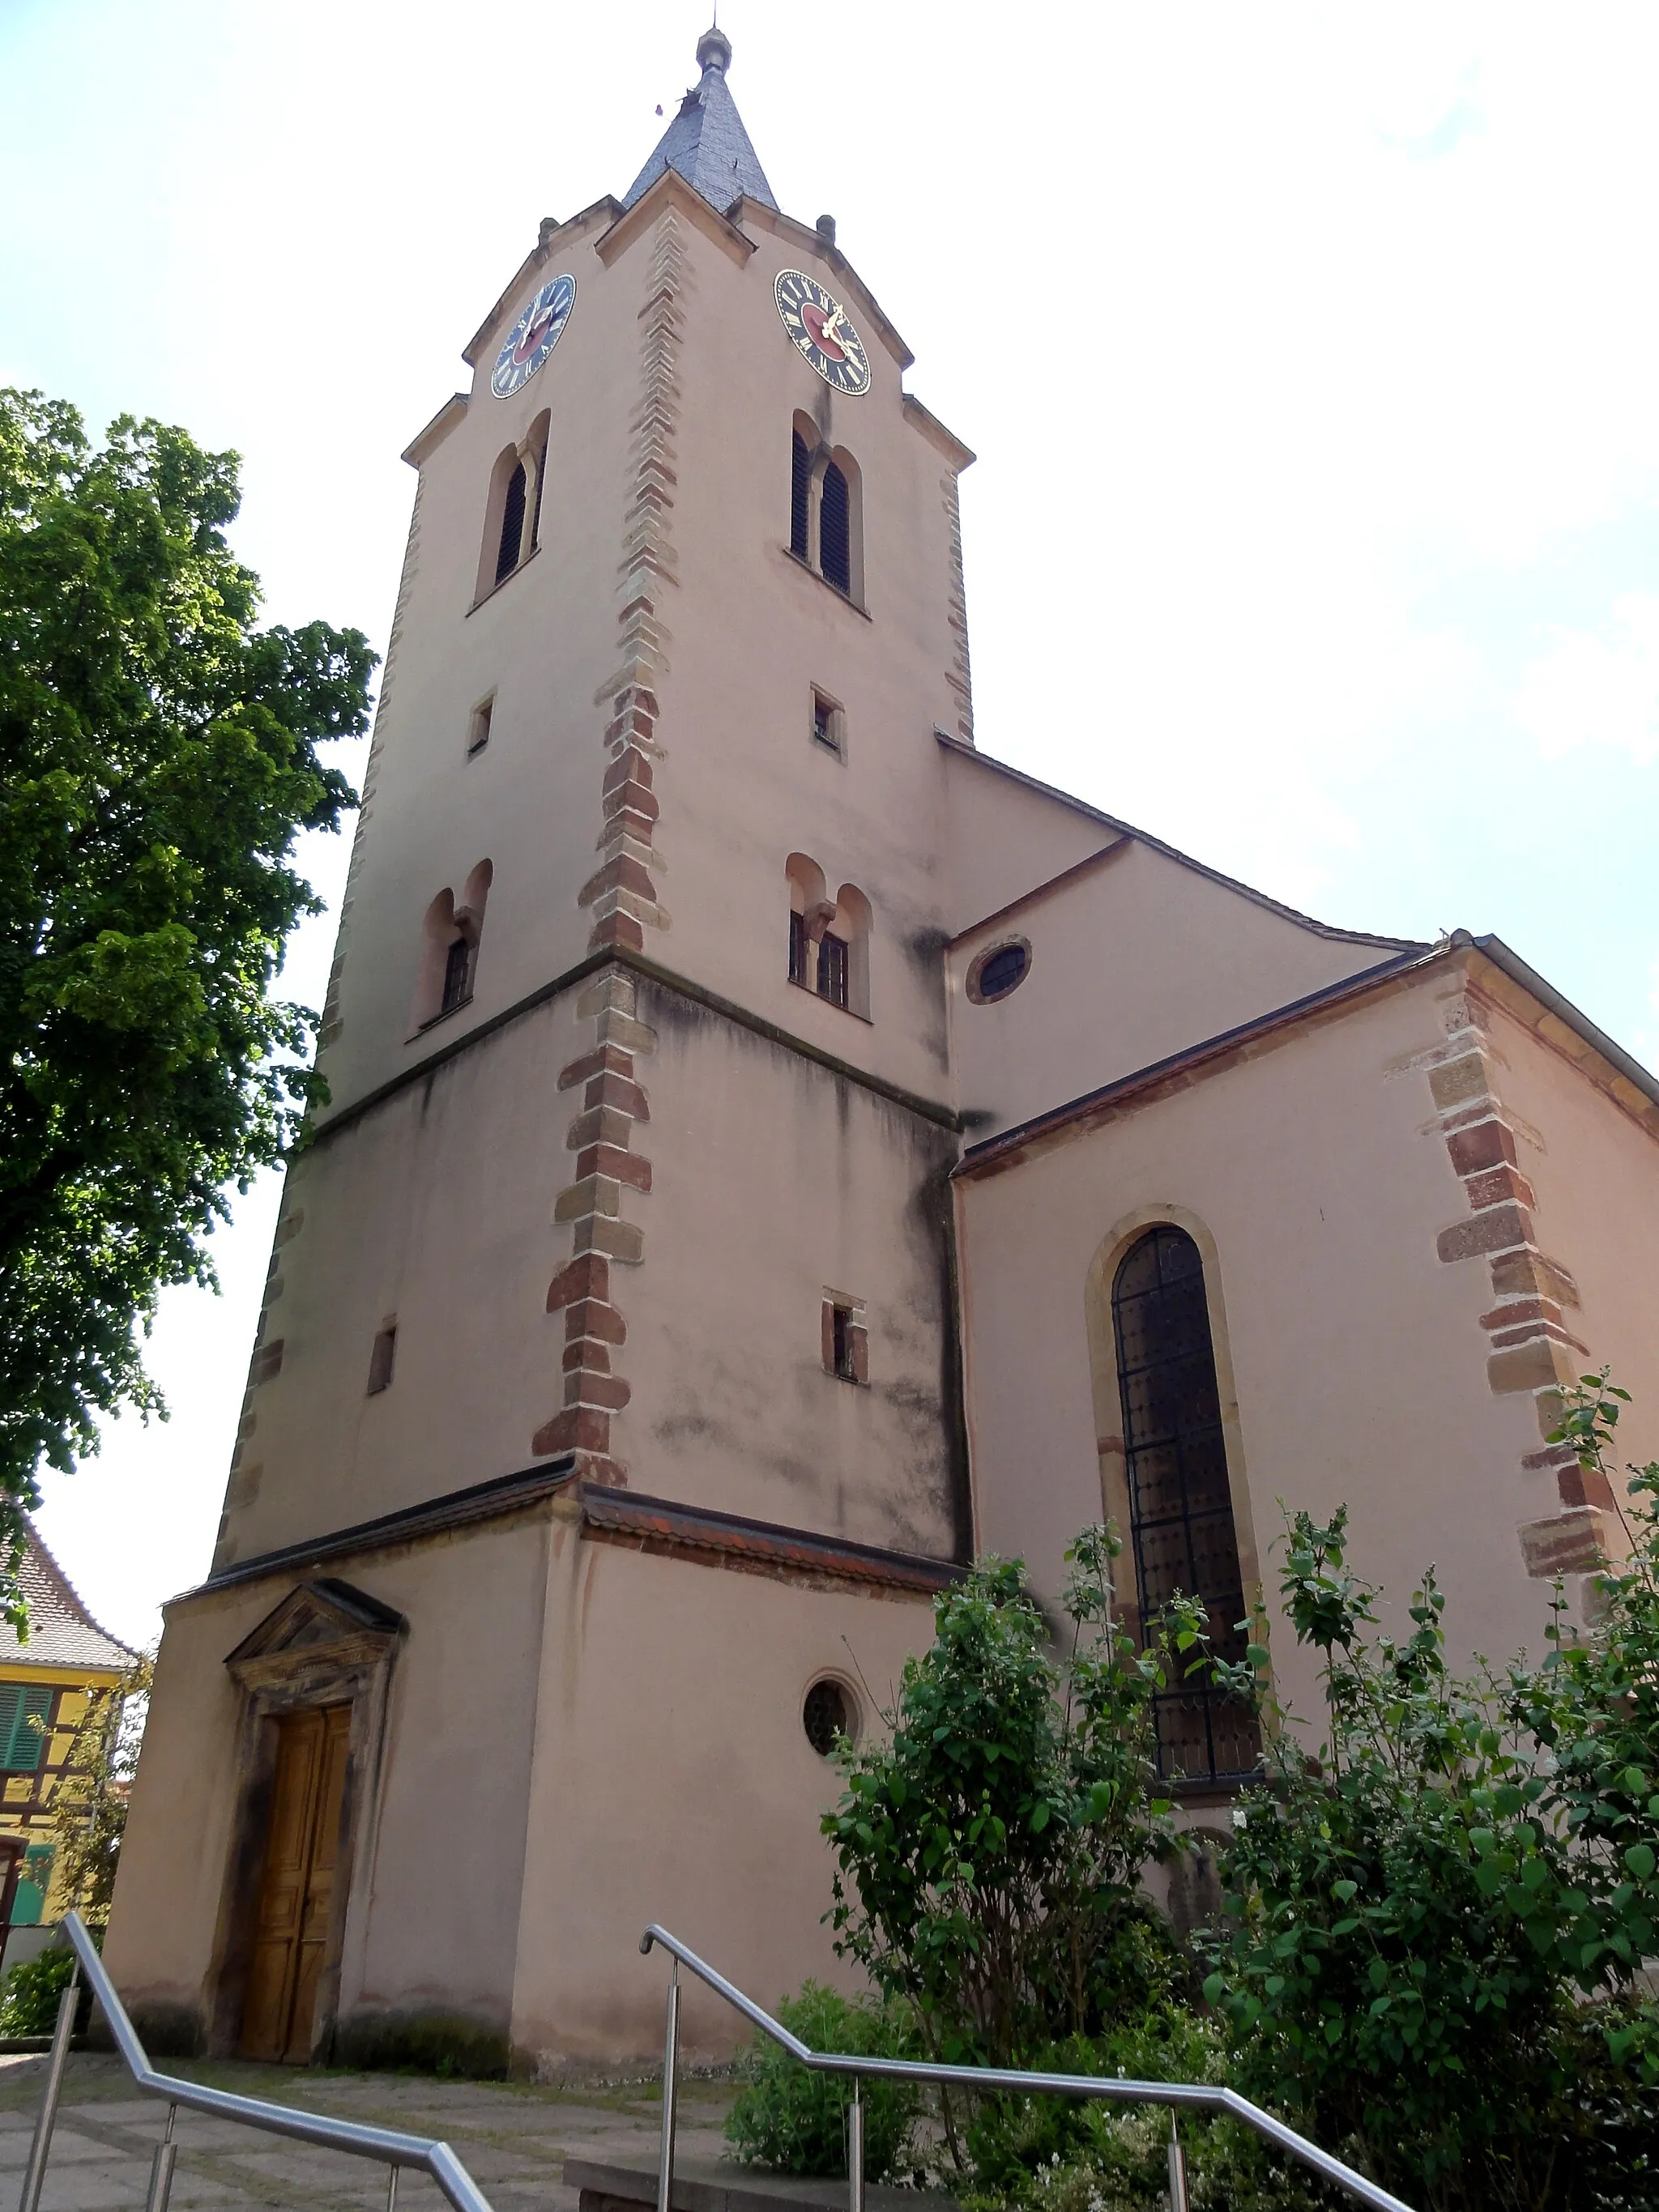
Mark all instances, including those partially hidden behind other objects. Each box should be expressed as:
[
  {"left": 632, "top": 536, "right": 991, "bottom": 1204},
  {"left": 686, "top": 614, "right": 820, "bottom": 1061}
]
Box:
[
  {"left": 802, "top": 1677, "right": 853, "bottom": 1757},
  {"left": 969, "top": 940, "right": 1030, "bottom": 1003}
]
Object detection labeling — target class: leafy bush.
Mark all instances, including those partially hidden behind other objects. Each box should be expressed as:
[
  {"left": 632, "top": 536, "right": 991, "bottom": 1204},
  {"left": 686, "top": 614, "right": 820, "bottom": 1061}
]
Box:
[
  {"left": 961, "top": 2010, "right": 1328, "bottom": 2212},
  {"left": 724, "top": 1981, "right": 922, "bottom": 2179},
  {"left": 1200, "top": 1378, "right": 1659, "bottom": 2212},
  {"left": 0, "top": 1944, "right": 78, "bottom": 2036},
  {"left": 822, "top": 1528, "right": 1216, "bottom": 2073}
]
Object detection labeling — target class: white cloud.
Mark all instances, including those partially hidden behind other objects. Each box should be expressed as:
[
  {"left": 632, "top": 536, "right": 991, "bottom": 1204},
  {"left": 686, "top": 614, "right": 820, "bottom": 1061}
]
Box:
[{"left": 1514, "top": 594, "right": 1659, "bottom": 765}]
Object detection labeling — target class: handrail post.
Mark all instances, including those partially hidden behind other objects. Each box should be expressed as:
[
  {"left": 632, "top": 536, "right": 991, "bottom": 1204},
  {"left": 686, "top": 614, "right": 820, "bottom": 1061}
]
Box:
[
  {"left": 144, "top": 2102, "right": 178, "bottom": 2212},
  {"left": 19, "top": 1964, "right": 79, "bottom": 2212},
  {"left": 1166, "top": 2116, "right": 1189, "bottom": 2212},
  {"left": 847, "top": 2078, "right": 864, "bottom": 2212},
  {"left": 656, "top": 1956, "right": 680, "bottom": 2212}
]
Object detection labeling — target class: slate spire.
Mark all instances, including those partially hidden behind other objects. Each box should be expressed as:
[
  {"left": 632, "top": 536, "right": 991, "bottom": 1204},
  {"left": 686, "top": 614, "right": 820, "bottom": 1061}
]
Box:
[{"left": 623, "top": 27, "right": 778, "bottom": 215}]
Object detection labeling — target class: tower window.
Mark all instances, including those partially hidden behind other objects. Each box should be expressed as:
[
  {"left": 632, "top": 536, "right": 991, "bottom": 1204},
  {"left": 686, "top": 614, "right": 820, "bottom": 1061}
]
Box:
[
  {"left": 817, "top": 931, "right": 849, "bottom": 1008},
  {"left": 366, "top": 1323, "right": 397, "bottom": 1396},
  {"left": 811, "top": 688, "right": 844, "bottom": 756},
  {"left": 821, "top": 1294, "right": 867, "bottom": 1383},
  {"left": 467, "top": 697, "right": 494, "bottom": 757},
  {"left": 788, "top": 908, "right": 808, "bottom": 986},
  {"left": 787, "top": 422, "right": 864, "bottom": 605},
  {"left": 415, "top": 860, "right": 492, "bottom": 1030},
  {"left": 820, "top": 462, "right": 851, "bottom": 594},
  {"left": 441, "top": 935, "right": 472, "bottom": 1014},
  {"left": 496, "top": 462, "right": 527, "bottom": 586},
  {"left": 791, "top": 429, "right": 812, "bottom": 560},
  {"left": 1111, "top": 1225, "right": 1260, "bottom": 1788}
]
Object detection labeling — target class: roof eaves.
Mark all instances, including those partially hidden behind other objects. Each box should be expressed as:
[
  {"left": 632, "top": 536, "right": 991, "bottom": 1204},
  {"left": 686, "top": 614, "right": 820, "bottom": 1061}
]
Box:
[
  {"left": 1469, "top": 933, "right": 1659, "bottom": 1115},
  {"left": 935, "top": 731, "right": 1426, "bottom": 953}
]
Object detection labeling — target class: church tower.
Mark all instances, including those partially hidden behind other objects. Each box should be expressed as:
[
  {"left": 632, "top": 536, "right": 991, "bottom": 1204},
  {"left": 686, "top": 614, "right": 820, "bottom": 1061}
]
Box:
[{"left": 109, "top": 30, "right": 985, "bottom": 2068}]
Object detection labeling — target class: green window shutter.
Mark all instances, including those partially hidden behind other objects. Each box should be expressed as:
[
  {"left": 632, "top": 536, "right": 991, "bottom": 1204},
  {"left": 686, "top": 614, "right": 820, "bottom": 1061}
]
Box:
[
  {"left": 0, "top": 1686, "right": 53, "bottom": 1771},
  {"left": 15, "top": 1688, "right": 53, "bottom": 1771}
]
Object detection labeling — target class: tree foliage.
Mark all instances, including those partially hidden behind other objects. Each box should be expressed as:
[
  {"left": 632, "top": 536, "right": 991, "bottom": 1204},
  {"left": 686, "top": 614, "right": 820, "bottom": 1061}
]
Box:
[
  {"left": 0, "top": 388, "right": 373, "bottom": 1620},
  {"left": 822, "top": 1528, "right": 1209, "bottom": 2072}
]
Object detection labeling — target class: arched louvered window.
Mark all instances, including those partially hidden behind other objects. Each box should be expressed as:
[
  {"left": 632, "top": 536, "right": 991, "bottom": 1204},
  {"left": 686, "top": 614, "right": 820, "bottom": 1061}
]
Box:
[
  {"left": 1111, "top": 1225, "right": 1260, "bottom": 1787},
  {"left": 820, "top": 461, "right": 851, "bottom": 594},
  {"left": 496, "top": 461, "right": 527, "bottom": 586},
  {"left": 791, "top": 430, "right": 812, "bottom": 561},
  {"left": 441, "top": 935, "right": 472, "bottom": 1014}
]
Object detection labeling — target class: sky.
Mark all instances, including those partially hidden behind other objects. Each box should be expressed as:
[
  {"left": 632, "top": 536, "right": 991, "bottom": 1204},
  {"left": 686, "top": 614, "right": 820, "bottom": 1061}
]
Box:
[{"left": 3, "top": 0, "right": 1657, "bottom": 1646}]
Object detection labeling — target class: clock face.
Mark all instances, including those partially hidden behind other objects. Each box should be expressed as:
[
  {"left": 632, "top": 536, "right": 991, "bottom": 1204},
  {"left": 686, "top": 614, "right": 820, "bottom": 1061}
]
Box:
[
  {"left": 774, "top": 270, "right": 872, "bottom": 396},
  {"left": 490, "top": 275, "right": 576, "bottom": 399}
]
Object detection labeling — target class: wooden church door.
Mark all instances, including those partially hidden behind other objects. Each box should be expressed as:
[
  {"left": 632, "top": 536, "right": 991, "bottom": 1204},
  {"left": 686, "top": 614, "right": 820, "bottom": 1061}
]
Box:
[{"left": 239, "top": 1705, "right": 350, "bottom": 2061}]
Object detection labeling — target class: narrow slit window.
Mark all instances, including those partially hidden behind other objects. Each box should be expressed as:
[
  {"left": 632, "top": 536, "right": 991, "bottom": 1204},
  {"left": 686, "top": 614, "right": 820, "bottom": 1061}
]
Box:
[
  {"left": 831, "top": 1305, "right": 854, "bottom": 1379},
  {"left": 820, "top": 462, "right": 851, "bottom": 594},
  {"left": 467, "top": 698, "right": 493, "bottom": 757},
  {"left": 791, "top": 430, "right": 812, "bottom": 560},
  {"left": 366, "top": 1325, "right": 397, "bottom": 1396},
  {"left": 817, "top": 931, "right": 849, "bottom": 1008},
  {"left": 496, "top": 461, "right": 527, "bottom": 586},
  {"left": 789, "top": 908, "right": 808, "bottom": 986},
  {"left": 1111, "top": 1225, "right": 1261, "bottom": 1788},
  {"left": 441, "top": 936, "right": 472, "bottom": 1014}
]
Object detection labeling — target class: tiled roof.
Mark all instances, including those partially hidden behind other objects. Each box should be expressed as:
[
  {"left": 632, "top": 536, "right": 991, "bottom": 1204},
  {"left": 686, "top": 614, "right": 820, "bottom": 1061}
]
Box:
[
  {"left": 623, "top": 28, "right": 777, "bottom": 216},
  {"left": 0, "top": 1524, "right": 135, "bottom": 1672}
]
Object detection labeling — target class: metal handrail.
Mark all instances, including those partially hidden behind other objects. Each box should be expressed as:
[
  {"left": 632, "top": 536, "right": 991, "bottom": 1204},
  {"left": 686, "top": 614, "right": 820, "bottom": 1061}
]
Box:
[
  {"left": 19, "top": 1912, "right": 497, "bottom": 2212},
  {"left": 639, "top": 1923, "right": 1415, "bottom": 2212}
]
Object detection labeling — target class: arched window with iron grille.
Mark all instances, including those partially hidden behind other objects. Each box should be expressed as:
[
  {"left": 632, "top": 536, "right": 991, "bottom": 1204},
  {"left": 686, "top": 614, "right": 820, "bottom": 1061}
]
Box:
[
  {"left": 1111, "top": 1225, "right": 1260, "bottom": 1788},
  {"left": 819, "top": 461, "right": 851, "bottom": 594}
]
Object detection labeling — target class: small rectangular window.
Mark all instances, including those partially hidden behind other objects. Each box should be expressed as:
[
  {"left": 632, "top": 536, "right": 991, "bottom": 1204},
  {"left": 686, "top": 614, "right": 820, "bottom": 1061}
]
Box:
[
  {"left": 822, "top": 1296, "right": 867, "bottom": 1384},
  {"left": 467, "top": 697, "right": 493, "bottom": 757},
  {"left": 789, "top": 909, "right": 808, "bottom": 986},
  {"left": 811, "top": 689, "right": 844, "bottom": 757},
  {"left": 817, "top": 931, "right": 849, "bottom": 1008},
  {"left": 367, "top": 1325, "right": 397, "bottom": 1396}
]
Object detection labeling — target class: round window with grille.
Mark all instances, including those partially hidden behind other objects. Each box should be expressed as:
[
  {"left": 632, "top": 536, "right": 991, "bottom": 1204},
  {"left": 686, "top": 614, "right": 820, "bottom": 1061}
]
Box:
[
  {"left": 802, "top": 1677, "right": 854, "bottom": 1757},
  {"left": 967, "top": 937, "right": 1031, "bottom": 1004}
]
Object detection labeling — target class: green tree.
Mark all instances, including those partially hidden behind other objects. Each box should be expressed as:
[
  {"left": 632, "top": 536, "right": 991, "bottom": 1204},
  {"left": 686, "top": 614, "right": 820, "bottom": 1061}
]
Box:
[{"left": 0, "top": 389, "right": 373, "bottom": 1623}]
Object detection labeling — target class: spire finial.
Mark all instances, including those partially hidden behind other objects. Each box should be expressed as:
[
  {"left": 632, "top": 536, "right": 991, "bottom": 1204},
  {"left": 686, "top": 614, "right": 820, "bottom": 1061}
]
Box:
[{"left": 696, "top": 23, "right": 731, "bottom": 75}]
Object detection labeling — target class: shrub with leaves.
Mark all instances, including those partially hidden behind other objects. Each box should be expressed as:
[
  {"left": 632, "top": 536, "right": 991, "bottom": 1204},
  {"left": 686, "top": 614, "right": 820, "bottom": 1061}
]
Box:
[
  {"left": 0, "top": 1942, "right": 79, "bottom": 2036},
  {"left": 1202, "top": 1419, "right": 1659, "bottom": 2212},
  {"left": 961, "top": 2009, "right": 1328, "bottom": 2212},
  {"left": 822, "top": 1527, "right": 1217, "bottom": 2078},
  {"left": 724, "top": 1981, "right": 922, "bottom": 2179}
]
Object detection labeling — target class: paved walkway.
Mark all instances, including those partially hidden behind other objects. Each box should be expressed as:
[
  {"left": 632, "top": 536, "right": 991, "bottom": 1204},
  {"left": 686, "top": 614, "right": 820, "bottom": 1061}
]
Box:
[{"left": 0, "top": 2054, "right": 732, "bottom": 2212}]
